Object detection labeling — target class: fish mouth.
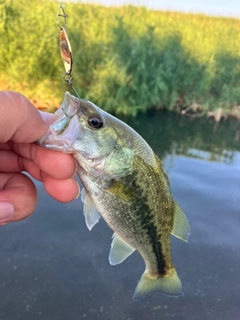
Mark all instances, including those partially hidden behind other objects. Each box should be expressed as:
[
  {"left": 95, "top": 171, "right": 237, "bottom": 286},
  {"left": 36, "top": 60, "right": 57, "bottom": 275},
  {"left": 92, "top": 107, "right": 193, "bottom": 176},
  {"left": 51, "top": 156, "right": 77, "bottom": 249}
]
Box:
[
  {"left": 37, "top": 112, "right": 83, "bottom": 153},
  {"left": 37, "top": 127, "right": 77, "bottom": 153}
]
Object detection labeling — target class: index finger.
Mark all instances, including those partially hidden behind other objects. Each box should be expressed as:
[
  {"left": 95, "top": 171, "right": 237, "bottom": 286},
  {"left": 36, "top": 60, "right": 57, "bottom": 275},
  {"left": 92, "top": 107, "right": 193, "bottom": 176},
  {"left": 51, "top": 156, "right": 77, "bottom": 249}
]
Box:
[{"left": 13, "top": 142, "right": 76, "bottom": 180}]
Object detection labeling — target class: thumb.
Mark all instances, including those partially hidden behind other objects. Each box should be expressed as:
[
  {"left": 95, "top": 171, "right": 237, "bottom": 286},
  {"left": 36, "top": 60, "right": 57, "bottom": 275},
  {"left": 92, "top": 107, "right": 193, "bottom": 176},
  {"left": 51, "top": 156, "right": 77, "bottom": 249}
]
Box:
[{"left": 0, "top": 91, "right": 48, "bottom": 143}]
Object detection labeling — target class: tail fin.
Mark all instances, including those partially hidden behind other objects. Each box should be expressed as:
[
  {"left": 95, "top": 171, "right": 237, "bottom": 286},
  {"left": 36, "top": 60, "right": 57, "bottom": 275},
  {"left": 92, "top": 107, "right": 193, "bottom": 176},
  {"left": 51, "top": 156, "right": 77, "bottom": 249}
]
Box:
[{"left": 133, "top": 268, "right": 183, "bottom": 300}]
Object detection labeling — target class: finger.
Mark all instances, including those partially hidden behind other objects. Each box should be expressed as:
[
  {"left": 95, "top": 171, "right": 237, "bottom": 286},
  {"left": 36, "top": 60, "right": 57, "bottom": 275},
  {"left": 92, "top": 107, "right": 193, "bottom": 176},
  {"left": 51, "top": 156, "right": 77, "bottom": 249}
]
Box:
[
  {"left": 28, "top": 144, "right": 76, "bottom": 179},
  {"left": 0, "top": 91, "right": 48, "bottom": 143},
  {"left": 0, "top": 149, "right": 43, "bottom": 181},
  {"left": 43, "top": 173, "right": 80, "bottom": 202},
  {"left": 0, "top": 153, "right": 80, "bottom": 202},
  {"left": 0, "top": 173, "right": 37, "bottom": 224},
  {"left": 3, "top": 144, "right": 76, "bottom": 180},
  {"left": 0, "top": 150, "right": 20, "bottom": 172}
]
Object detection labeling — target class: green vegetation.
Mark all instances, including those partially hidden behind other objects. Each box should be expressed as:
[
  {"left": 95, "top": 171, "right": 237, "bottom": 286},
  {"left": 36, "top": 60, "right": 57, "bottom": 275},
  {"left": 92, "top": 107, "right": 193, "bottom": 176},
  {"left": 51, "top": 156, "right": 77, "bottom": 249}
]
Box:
[{"left": 1, "top": 0, "right": 240, "bottom": 119}]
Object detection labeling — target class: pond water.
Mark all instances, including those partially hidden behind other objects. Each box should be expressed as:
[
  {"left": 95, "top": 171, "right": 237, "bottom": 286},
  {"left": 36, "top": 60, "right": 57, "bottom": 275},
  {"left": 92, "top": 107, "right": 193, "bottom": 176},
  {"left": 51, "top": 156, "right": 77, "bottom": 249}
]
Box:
[{"left": 0, "top": 111, "right": 239, "bottom": 320}]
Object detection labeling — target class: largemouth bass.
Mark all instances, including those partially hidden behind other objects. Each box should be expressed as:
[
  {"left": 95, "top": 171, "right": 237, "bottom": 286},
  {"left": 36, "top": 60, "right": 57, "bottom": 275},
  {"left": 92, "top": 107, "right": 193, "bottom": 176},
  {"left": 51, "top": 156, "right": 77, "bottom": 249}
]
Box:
[{"left": 39, "top": 92, "right": 190, "bottom": 300}]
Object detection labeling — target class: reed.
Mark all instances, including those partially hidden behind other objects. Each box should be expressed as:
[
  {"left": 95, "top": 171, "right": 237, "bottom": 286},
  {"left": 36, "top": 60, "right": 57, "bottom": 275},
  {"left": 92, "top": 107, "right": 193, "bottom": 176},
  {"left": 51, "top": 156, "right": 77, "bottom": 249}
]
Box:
[{"left": 1, "top": 0, "right": 240, "bottom": 119}]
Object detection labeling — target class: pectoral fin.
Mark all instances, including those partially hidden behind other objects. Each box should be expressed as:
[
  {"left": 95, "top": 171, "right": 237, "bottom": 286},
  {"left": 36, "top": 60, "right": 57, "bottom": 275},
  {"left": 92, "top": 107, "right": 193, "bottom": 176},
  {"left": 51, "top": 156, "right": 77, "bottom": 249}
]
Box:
[
  {"left": 106, "top": 181, "right": 137, "bottom": 204},
  {"left": 81, "top": 187, "right": 87, "bottom": 203},
  {"left": 171, "top": 201, "right": 191, "bottom": 242},
  {"left": 81, "top": 188, "right": 101, "bottom": 231},
  {"left": 109, "top": 233, "right": 135, "bottom": 265}
]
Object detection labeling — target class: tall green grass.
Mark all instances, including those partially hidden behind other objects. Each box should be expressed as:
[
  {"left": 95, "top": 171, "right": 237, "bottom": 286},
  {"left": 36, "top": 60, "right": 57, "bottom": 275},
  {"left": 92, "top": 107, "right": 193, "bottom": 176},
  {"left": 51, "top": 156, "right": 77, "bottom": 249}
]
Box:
[{"left": 1, "top": 0, "right": 240, "bottom": 118}]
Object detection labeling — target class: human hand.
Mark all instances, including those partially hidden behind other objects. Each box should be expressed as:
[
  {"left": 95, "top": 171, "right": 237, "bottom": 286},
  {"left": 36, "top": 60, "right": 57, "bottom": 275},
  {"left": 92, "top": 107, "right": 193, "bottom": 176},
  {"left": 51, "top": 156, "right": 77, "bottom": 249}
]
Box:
[{"left": 0, "top": 91, "right": 80, "bottom": 226}]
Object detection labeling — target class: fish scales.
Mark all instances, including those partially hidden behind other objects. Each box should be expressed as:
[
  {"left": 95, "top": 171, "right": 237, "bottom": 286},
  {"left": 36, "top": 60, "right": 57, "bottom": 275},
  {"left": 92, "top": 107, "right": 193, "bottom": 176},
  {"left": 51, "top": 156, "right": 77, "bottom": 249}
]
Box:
[
  {"left": 39, "top": 92, "right": 191, "bottom": 300},
  {"left": 79, "top": 153, "right": 173, "bottom": 277}
]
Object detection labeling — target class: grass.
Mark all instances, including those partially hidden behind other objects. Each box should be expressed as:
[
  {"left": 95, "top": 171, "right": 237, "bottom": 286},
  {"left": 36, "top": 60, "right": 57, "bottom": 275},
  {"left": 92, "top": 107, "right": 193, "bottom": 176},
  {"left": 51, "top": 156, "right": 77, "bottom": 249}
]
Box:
[{"left": 1, "top": 0, "right": 240, "bottom": 119}]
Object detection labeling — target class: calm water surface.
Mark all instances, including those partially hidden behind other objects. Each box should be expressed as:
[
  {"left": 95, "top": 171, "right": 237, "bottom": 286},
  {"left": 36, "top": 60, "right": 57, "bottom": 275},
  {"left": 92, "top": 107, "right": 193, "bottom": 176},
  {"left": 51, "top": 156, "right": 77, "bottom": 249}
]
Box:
[{"left": 0, "top": 111, "right": 239, "bottom": 320}]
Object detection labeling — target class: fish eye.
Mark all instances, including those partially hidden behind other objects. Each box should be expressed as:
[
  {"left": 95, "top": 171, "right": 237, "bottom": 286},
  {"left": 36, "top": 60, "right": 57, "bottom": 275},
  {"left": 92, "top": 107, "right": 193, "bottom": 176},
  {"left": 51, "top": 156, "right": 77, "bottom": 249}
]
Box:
[{"left": 87, "top": 115, "right": 103, "bottom": 129}]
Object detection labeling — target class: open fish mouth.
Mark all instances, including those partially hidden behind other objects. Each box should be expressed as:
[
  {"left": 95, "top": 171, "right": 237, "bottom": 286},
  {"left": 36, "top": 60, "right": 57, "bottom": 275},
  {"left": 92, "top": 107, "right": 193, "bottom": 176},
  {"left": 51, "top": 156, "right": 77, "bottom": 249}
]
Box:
[
  {"left": 37, "top": 127, "right": 77, "bottom": 153},
  {"left": 38, "top": 108, "right": 84, "bottom": 153}
]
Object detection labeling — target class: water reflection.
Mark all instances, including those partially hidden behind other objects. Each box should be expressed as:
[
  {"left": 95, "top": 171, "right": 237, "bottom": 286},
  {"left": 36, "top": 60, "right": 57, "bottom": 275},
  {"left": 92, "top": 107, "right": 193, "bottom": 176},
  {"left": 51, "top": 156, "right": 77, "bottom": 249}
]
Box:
[{"left": 124, "top": 111, "right": 240, "bottom": 164}]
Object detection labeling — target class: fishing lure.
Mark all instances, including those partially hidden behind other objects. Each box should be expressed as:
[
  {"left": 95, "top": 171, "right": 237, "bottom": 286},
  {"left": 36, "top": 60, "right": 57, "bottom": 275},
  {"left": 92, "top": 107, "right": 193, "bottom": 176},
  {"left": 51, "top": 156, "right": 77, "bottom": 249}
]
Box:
[{"left": 58, "top": 4, "right": 80, "bottom": 117}]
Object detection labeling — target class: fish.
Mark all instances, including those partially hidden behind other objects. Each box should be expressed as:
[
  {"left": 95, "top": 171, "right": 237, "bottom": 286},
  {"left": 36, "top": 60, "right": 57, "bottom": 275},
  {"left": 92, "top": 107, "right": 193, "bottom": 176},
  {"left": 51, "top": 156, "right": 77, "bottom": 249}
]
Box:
[{"left": 38, "top": 91, "right": 191, "bottom": 300}]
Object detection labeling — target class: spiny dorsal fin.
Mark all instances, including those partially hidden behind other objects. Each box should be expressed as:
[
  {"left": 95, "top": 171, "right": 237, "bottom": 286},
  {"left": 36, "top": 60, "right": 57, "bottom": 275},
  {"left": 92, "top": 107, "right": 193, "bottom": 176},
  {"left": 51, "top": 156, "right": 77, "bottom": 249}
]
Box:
[
  {"left": 109, "top": 233, "right": 135, "bottom": 265},
  {"left": 171, "top": 201, "right": 191, "bottom": 242},
  {"left": 81, "top": 188, "right": 101, "bottom": 231}
]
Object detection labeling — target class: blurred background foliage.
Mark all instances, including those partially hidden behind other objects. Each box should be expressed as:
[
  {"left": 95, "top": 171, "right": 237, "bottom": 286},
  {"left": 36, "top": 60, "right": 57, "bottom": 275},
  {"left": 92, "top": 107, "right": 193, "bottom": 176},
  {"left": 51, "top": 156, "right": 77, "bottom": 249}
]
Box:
[{"left": 1, "top": 0, "right": 240, "bottom": 118}]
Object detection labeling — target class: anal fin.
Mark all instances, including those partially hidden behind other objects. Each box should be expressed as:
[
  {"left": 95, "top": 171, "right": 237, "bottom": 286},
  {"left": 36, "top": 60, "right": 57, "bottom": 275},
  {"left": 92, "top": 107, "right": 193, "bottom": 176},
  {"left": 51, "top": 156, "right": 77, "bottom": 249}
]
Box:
[{"left": 109, "top": 233, "right": 135, "bottom": 265}]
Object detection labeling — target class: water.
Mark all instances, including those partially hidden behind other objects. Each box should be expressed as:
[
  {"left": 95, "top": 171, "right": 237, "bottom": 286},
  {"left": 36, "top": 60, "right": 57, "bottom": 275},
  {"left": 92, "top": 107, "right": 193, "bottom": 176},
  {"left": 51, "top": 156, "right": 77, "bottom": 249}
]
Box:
[{"left": 0, "top": 111, "right": 239, "bottom": 320}]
